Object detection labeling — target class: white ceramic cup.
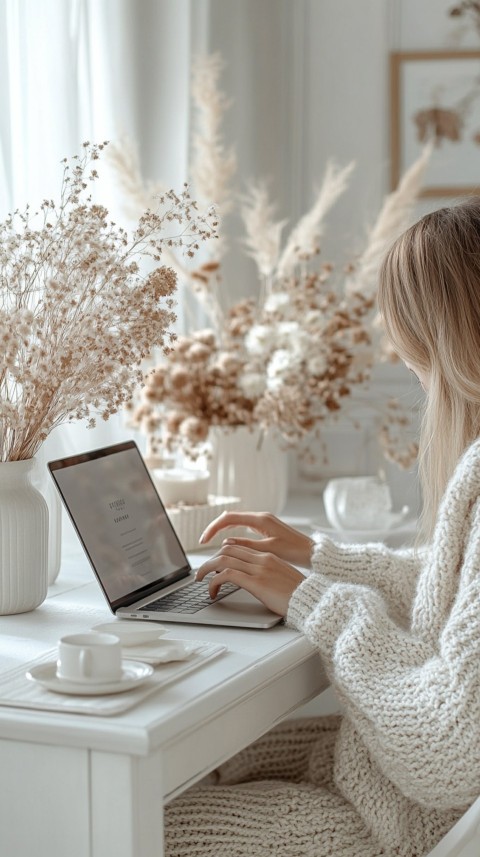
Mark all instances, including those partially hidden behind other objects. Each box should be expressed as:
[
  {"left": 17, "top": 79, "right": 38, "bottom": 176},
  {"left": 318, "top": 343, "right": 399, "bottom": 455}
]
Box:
[{"left": 56, "top": 632, "right": 122, "bottom": 684}]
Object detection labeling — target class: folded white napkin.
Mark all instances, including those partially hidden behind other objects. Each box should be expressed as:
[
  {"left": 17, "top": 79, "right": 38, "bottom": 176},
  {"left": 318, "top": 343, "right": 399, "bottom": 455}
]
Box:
[{"left": 120, "top": 639, "right": 196, "bottom": 665}]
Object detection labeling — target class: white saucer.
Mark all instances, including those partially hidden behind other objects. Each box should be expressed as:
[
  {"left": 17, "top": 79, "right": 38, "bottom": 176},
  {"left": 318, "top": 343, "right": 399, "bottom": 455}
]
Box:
[
  {"left": 26, "top": 660, "right": 154, "bottom": 696},
  {"left": 309, "top": 518, "right": 417, "bottom": 545}
]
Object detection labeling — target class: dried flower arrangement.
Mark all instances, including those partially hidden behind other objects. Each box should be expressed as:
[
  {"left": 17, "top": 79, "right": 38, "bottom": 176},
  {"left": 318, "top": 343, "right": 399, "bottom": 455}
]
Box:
[
  {"left": 133, "top": 278, "right": 373, "bottom": 460},
  {"left": 0, "top": 142, "right": 217, "bottom": 461},
  {"left": 108, "top": 55, "right": 429, "bottom": 468}
]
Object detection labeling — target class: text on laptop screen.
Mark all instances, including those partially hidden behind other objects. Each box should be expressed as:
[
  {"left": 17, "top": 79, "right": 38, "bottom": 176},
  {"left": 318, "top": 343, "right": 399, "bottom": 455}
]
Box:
[{"left": 52, "top": 446, "right": 188, "bottom": 603}]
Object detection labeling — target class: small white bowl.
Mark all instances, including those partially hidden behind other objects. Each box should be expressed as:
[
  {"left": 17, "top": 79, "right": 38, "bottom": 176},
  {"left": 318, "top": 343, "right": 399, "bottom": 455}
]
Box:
[
  {"left": 165, "top": 494, "right": 241, "bottom": 550},
  {"left": 151, "top": 468, "right": 210, "bottom": 505},
  {"left": 91, "top": 621, "right": 167, "bottom": 647}
]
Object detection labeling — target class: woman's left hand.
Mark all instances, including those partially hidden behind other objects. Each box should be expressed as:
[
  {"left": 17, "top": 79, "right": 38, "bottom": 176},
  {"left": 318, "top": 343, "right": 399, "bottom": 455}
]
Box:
[{"left": 195, "top": 543, "right": 305, "bottom": 617}]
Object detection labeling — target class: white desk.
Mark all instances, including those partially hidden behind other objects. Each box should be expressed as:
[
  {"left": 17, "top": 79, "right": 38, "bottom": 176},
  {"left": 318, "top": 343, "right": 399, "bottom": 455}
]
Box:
[{"left": 0, "top": 498, "right": 328, "bottom": 857}]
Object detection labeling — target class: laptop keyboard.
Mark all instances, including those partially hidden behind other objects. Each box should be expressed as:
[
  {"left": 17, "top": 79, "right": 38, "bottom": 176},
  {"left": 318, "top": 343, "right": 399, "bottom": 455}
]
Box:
[{"left": 144, "top": 580, "right": 240, "bottom": 614}]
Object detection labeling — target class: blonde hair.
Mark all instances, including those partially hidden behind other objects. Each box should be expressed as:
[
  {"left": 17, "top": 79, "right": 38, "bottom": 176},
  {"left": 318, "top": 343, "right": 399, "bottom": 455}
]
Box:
[{"left": 378, "top": 197, "right": 480, "bottom": 539}]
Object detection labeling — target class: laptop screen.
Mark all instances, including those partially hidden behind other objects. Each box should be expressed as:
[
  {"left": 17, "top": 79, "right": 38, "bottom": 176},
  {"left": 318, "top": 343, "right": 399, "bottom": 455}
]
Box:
[{"left": 49, "top": 441, "right": 191, "bottom": 610}]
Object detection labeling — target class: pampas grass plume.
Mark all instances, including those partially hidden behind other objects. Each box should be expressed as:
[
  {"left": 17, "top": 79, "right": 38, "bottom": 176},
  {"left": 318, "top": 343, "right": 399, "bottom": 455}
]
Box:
[
  {"left": 345, "top": 143, "right": 432, "bottom": 297},
  {"left": 276, "top": 160, "right": 355, "bottom": 279}
]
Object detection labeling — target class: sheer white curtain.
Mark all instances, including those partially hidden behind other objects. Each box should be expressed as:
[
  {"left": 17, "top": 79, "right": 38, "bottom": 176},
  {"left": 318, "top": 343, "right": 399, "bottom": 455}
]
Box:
[
  {"left": 0, "top": 0, "right": 83, "bottom": 214},
  {"left": 0, "top": 0, "right": 193, "bottom": 459},
  {"left": 0, "top": 0, "right": 194, "bottom": 213}
]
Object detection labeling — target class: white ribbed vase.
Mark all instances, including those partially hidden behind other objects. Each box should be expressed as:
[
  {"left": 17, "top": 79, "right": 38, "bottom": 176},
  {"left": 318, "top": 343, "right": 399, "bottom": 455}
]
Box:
[
  {"left": 0, "top": 459, "right": 49, "bottom": 614},
  {"left": 45, "top": 484, "right": 62, "bottom": 585},
  {"left": 32, "top": 459, "right": 62, "bottom": 585},
  {"left": 208, "top": 426, "right": 289, "bottom": 515}
]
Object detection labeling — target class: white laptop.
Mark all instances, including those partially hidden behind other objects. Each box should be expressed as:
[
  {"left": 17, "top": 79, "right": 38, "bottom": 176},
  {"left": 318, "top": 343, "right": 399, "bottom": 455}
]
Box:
[{"left": 48, "top": 440, "right": 282, "bottom": 629}]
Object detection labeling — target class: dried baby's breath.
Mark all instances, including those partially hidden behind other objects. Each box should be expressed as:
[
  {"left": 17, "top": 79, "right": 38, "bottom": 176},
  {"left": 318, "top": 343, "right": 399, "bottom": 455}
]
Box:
[{"left": 0, "top": 143, "right": 216, "bottom": 461}]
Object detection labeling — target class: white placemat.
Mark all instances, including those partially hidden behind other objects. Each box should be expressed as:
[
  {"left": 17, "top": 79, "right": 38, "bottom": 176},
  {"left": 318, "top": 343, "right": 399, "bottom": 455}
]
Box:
[{"left": 0, "top": 640, "right": 227, "bottom": 716}]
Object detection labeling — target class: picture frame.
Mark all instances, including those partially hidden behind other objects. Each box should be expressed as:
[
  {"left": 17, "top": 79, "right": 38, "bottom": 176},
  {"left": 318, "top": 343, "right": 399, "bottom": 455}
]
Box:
[{"left": 390, "top": 50, "right": 480, "bottom": 197}]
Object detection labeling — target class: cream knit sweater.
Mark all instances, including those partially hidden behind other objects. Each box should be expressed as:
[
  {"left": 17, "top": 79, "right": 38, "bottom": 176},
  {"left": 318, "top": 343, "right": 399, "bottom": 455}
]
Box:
[{"left": 165, "top": 440, "right": 480, "bottom": 857}]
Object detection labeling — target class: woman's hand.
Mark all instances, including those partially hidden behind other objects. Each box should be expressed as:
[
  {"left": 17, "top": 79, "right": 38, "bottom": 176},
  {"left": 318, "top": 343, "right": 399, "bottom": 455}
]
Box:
[
  {"left": 199, "top": 511, "right": 314, "bottom": 568},
  {"left": 195, "top": 543, "right": 305, "bottom": 617}
]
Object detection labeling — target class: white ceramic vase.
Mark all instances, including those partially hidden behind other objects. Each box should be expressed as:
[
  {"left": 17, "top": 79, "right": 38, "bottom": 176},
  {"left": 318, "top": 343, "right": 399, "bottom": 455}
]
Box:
[
  {"left": 0, "top": 458, "right": 49, "bottom": 614},
  {"left": 208, "top": 426, "right": 289, "bottom": 515},
  {"left": 32, "top": 459, "right": 62, "bottom": 585}
]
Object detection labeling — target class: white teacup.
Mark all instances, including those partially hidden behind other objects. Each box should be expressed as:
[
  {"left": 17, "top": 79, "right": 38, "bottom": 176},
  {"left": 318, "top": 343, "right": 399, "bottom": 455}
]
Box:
[
  {"left": 323, "top": 476, "right": 409, "bottom": 532},
  {"left": 56, "top": 632, "right": 122, "bottom": 684}
]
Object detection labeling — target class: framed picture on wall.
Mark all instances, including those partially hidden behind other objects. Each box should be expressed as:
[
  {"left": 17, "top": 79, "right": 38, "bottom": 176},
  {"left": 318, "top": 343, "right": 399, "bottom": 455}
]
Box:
[{"left": 390, "top": 50, "right": 480, "bottom": 197}]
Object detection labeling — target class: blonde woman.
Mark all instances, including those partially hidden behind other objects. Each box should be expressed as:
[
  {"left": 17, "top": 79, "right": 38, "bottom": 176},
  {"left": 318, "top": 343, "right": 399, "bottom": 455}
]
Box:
[{"left": 165, "top": 199, "right": 480, "bottom": 857}]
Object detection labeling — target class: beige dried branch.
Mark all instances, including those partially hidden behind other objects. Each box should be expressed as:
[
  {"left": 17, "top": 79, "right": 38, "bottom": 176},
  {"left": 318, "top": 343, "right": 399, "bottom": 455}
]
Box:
[
  {"left": 345, "top": 143, "right": 432, "bottom": 297},
  {"left": 276, "top": 160, "right": 355, "bottom": 279}
]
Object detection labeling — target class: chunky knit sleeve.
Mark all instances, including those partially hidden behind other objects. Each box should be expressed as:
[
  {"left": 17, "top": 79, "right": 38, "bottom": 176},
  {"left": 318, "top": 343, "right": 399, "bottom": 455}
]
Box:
[
  {"left": 309, "top": 535, "right": 423, "bottom": 625},
  {"left": 287, "top": 510, "right": 480, "bottom": 809}
]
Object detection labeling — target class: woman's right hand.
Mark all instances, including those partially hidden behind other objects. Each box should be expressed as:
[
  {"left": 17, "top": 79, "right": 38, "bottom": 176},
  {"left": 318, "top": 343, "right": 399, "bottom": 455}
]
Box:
[{"left": 199, "top": 511, "right": 315, "bottom": 568}]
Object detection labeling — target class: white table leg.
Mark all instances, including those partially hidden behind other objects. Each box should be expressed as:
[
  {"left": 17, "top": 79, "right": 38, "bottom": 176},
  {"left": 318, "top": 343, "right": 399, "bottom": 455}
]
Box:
[
  {"left": 90, "top": 747, "right": 164, "bottom": 857},
  {"left": 0, "top": 738, "right": 90, "bottom": 857}
]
